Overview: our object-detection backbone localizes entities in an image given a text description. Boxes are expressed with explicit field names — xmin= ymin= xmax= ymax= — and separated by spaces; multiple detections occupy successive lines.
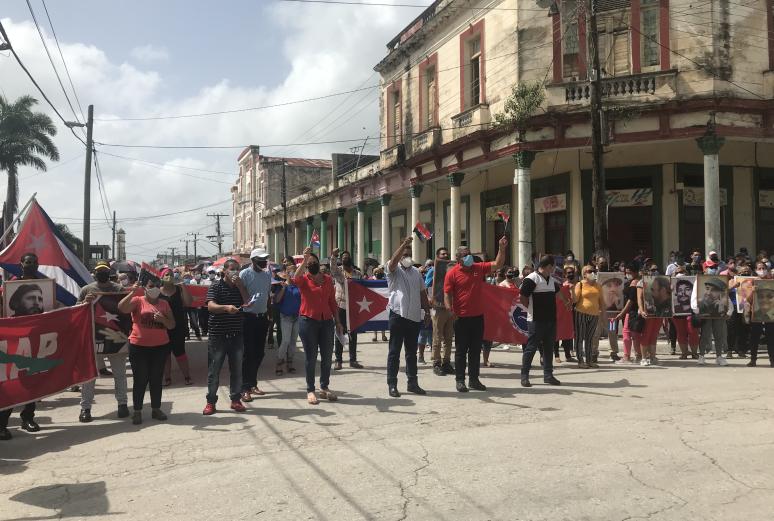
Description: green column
xmin=320 ymin=211 xmax=329 ymax=257
xmin=306 ymin=216 xmax=314 ymax=247
xmin=337 ymin=207 xmax=346 ymax=250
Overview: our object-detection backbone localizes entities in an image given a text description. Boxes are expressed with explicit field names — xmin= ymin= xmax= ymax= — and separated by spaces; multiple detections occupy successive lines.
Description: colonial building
xmin=232 ymin=146 xmax=331 ymax=254
xmin=263 ymin=0 xmax=774 ymax=267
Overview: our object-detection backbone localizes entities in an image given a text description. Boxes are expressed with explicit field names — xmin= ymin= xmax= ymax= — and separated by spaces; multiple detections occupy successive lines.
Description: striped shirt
xmin=206 ymin=280 xmax=244 ymax=336
xmin=519 ymin=271 xmax=560 ymax=322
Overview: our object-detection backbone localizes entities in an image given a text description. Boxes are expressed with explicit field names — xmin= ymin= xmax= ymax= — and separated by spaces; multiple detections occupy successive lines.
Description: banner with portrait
xmin=696 ymin=275 xmax=730 ymax=318
xmin=2 ymin=278 xmax=56 ymax=318
xmin=642 ymin=275 xmax=673 ymax=317
xmin=735 ymin=276 xmax=756 ymax=314
xmin=93 ymin=292 xmax=132 ymax=355
xmin=671 ymin=276 xmax=695 ymax=316
xmin=751 ymin=279 xmax=774 ymax=323
xmin=598 ymin=273 xmax=625 ymax=312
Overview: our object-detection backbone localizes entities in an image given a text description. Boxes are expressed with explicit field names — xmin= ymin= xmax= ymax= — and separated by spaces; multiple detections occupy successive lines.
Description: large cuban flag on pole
xmin=346 ymin=279 xmax=389 ymax=333
xmin=0 ymin=199 xmax=91 ymax=306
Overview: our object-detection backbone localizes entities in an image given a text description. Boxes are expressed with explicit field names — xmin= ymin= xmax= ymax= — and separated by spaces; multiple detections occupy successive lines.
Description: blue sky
xmin=1 ymin=0 xmax=428 ymax=260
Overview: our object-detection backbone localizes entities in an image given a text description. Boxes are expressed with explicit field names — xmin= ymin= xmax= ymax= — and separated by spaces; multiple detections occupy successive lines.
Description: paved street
xmin=2 ymin=339 xmax=774 ymax=521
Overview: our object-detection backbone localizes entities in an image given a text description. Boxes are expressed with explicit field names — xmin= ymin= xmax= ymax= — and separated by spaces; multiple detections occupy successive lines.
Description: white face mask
xmin=145 ymin=287 xmax=161 ymax=299
xmin=400 ymin=257 xmax=414 ymax=268
xmin=757 ymin=270 xmax=767 ymax=277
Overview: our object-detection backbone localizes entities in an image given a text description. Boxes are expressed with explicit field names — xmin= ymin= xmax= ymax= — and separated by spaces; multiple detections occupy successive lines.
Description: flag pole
xmin=0 ymin=192 xmax=37 ymax=248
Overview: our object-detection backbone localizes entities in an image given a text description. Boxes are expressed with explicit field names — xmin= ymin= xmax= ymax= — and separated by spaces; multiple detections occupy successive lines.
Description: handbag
xmin=629 ymin=311 xmax=645 ymax=333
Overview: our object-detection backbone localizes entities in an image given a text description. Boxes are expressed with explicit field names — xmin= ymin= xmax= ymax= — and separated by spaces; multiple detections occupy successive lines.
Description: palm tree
xmin=0 ymin=95 xmax=59 ymax=238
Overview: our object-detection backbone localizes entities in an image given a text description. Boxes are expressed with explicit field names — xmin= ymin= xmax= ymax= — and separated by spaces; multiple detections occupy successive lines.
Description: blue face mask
xmin=462 ymin=255 xmax=474 ymax=267
xmin=706 ymin=268 xmax=718 ymax=275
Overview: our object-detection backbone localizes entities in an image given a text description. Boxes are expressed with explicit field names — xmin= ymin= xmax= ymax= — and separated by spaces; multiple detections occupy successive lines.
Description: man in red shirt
xmin=443 ymin=236 xmax=508 ymax=392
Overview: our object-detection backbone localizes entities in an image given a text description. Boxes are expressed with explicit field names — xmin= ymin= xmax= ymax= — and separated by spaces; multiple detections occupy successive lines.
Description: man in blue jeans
xmin=519 ymin=255 xmax=572 ymax=387
xmin=203 ymin=258 xmax=249 ymax=415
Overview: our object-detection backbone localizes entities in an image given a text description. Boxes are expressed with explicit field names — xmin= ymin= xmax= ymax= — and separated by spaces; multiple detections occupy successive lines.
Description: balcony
xmin=546 ymin=70 xmax=678 ymax=107
xmin=451 ymin=103 xmax=490 ymax=141
xmin=411 ymin=126 xmax=442 ymax=156
xmin=380 ymin=143 xmax=405 ymax=170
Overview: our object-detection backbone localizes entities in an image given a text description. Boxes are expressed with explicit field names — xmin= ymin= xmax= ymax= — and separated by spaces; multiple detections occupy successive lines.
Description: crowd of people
xmin=2 ymin=242 xmax=772 ymax=440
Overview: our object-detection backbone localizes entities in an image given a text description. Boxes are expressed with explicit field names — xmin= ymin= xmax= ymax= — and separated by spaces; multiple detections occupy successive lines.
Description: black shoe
xmin=132 ymin=411 xmax=142 ymax=425
xmin=151 ymin=409 xmax=167 ymax=421
xmin=21 ymin=419 xmax=40 ymax=432
xmin=333 ymin=361 xmax=343 ymax=370
xmin=99 ymin=368 xmax=113 ymax=377
xmin=0 ymin=428 xmax=11 ymax=441
xmin=747 ymin=361 xmax=756 ymax=367
xmin=407 ymin=383 xmax=426 ymax=395
xmin=433 ymin=365 xmax=445 ymax=376
xmin=566 ymin=356 xmax=577 ymax=363
xmin=349 ymin=361 xmax=364 ymax=369
xmin=670 ymin=349 xmax=677 ymax=356
xmin=388 ymin=387 xmax=401 ymax=398
xmin=544 ymin=376 xmax=561 ymax=386
xmin=79 ymin=409 xmax=92 ymax=423
xmin=117 ymin=404 xmax=130 ymax=418
xmin=468 ymin=380 xmax=487 ymax=391
xmin=520 ymin=378 xmax=532 ymax=388
xmin=455 ymin=381 xmax=469 ymax=393
xmin=441 ymin=362 xmax=455 ymax=375
xmin=610 ymin=353 xmax=620 ymax=361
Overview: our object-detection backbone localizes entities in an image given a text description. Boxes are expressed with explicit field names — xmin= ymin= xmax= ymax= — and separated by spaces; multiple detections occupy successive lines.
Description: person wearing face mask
xmin=181 ymin=272 xmax=202 ymax=342
xmin=272 ymin=265 xmax=301 ymax=375
xmin=428 ymin=247 xmax=456 ymax=374
xmin=118 ymin=274 xmax=176 ymax=425
xmin=295 ymin=248 xmax=344 ymax=405
xmin=202 ymin=259 xmax=249 ymax=415
xmin=745 ymin=262 xmax=774 ymax=366
xmin=573 ymin=266 xmax=605 ymax=368
xmin=499 ymin=268 xmax=519 ymax=289
xmin=383 ymin=237 xmax=432 ymax=397
xmin=554 ymin=266 xmax=577 ymax=363
xmin=76 ymin=261 xmax=130 ymax=423
xmin=444 ymin=237 xmax=508 ymax=392
xmin=687 ymin=250 xmax=704 ymax=276
xmin=594 ymin=257 xmax=621 ymax=362
xmin=329 ymin=249 xmax=364 ymax=370
xmin=158 ymin=268 xmax=194 ymax=386
xmin=237 ymin=249 xmax=273 ymax=402
xmin=690 ymin=260 xmax=733 ymax=366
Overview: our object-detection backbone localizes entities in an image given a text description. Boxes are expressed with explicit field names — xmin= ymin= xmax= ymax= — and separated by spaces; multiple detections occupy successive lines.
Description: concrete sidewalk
xmin=1 ymin=338 xmax=773 ymax=521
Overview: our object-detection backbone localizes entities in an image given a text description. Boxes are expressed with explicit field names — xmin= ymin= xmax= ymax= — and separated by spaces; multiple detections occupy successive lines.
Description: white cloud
xmin=129 ymin=44 xmax=169 ymax=63
xmin=0 ymin=4 xmax=416 ymax=261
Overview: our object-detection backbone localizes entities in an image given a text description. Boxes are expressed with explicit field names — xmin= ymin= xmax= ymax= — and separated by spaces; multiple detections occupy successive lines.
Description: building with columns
xmin=262 ymin=0 xmax=774 ymax=266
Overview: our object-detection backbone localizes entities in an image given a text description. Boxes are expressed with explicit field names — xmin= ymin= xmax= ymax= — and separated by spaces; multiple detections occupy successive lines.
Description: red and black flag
xmin=413 ymin=222 xmax=433 ymax=242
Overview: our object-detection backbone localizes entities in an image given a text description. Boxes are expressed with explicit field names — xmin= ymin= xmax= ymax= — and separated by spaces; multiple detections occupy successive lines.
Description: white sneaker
xmin=717 ymin=356 xmax=728 ymax=366
xmin=615 ymin=358 xmax=630 ymax=365
xmin=640 ymin=359 xmax=649 ymax=366
xmin=698 ymin=355 xmax=706 ymax=365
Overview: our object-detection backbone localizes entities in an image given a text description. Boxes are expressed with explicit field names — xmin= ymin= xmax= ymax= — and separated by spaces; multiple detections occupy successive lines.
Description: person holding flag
xmin=444 ymin=237 xmax=508 ymax=392
xmin=329 ymin=248 xmax=364 ymax=370
xmin=384 ymin=236 xmax=431 ymax=397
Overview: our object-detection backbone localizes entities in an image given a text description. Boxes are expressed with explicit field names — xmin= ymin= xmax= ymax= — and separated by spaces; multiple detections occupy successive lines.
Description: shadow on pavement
xmin=7 ymin=481 xmax=115 ymax=520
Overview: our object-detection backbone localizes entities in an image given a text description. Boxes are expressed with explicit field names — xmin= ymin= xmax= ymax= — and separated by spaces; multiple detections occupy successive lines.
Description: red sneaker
xmin=202 ymin=403 xmax=216 ymax=415
xmin=230 ymin=400 xmax=246 ymax=413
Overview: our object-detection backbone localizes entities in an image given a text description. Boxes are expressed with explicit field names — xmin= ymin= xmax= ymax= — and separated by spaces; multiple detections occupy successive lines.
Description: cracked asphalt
xmin=2 ymin=339 xmax=774 ymax=521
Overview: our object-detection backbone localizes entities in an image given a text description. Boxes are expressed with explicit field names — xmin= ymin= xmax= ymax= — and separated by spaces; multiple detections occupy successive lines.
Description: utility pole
xmin=80 ymin=105 xmax=94 ymax=267
xmin=168 ymin=247 xmax=176 ymax=267
xmin=111 ymin=210 xmax=116 ymax=261
xmin=182 ymin=239 xmax=189 ymax=264
xmin=588 ymin=0 xmax=609 ymax=259
xmin=281 ymin=159 xmax=289 ymax=258
xmin=188 ymin=232 xmax=200 ymax=263
xmin=207 ymin=213 xmax=228 ymax=255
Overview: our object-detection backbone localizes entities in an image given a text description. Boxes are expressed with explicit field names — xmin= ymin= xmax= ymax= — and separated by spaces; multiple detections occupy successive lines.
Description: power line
xmin=41 ymin=0 xmax=86 ymax=121
xmin=52 ymin=198 xmax=232 ymax=224
xmin=276 ymin=0 xmax=546 ymax=11
xmin=95 ymin=149 xmax=236 ymax=184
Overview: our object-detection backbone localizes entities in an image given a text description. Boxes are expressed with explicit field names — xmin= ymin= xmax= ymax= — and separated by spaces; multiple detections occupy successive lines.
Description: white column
xmin=514 ymin=151 xmax=536 ymax=270
xmin=448 ymin=173 xmax=464 ymax=254
xmin=511 ymin=182 xmax=519 ymax=265
xmin=697 ymin=134 xmax=725 ymax=255
xmin=380 ymin=194 xmax=392 ymax=264
xmin=273 ymin=227 xmax=280 ymax=260
xmin=409 ymin=184 xmax=423 ymax=260
xmin=294 ymin=221 xmax=302 ymax=255
xmin=356 ymin=201 xmax=366 ymax=269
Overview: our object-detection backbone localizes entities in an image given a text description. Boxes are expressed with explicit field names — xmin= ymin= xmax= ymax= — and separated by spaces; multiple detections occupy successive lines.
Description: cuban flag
xmin=0 ymin=200 xmax=91 ymax=306
xmin=310 ymin=229 xmax=321 ymax=248
xmin=346 ymin=279 xmax=389 ymax=333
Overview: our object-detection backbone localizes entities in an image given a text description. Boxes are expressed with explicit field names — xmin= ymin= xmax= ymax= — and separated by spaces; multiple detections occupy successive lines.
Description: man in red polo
xmin=443 ymin=236 xmax=507 ymax=392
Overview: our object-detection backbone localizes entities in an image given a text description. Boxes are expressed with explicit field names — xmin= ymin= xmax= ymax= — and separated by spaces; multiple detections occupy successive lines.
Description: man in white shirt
xmin=384 ymin=236 xmax=430 ymax=397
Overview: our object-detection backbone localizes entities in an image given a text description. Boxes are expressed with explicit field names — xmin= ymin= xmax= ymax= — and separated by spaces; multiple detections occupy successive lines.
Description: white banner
xmin=606 ymin=188 xmax=653 ymax=207
xmin=683 ymin=187 xmax=728 ymax=207
xmin=534 ymin=194 xmax=566 ymax=214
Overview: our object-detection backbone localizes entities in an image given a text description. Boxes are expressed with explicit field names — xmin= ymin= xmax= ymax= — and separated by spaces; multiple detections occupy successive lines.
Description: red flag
xmin=413 ymin=222 xmax=433 ymax=242
xmin=187 ymin=284 xmax=209 ymax=308
xmin=497 ymin=211 xmax=510 ymax=225
xmin=310 ymin=229 xmax=321 ymax=248
xmin=481 ymin=283 xmax=573 ymax=343
xmin=346 ymin=279 xmax=389 ymax=332
xmin=0 ymin=305 xmax=98 ymax=410
xmin=141 ymin=262 xmax=160 ymax=277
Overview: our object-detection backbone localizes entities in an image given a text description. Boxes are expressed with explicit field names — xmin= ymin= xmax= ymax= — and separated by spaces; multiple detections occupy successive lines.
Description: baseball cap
xmin=94 ymin=260 xmax=111 ymax=271
xmin=703 ymin=260 xmax=718 ymax=269
xmin=159 ymin=267 xmax=173 ymax=278
xmin=250 ymin=248 xmax=269 ymax=260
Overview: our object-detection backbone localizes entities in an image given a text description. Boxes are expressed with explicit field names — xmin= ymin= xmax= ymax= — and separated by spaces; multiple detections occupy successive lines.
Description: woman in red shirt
xmin=295 ymin=248 xmax=344 ymax=405
xmin=118 ymin=276 xmax=176 ymax=424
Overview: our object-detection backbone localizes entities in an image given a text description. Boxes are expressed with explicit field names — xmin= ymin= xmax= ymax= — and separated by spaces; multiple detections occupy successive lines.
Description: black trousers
xmin=0 ymin=403 xmax=36 ymax=429
xmin=386 ymin=311 xmax=421 ymax=387
xmin=335 ymin=307 xmax=358 ymax=362
xmin=129 ymin=344 xmax=169 ymax=410
xmin=242 ymin=313 xmax=269 ymax=391
xmin=198 ymin=308 xmax=210 ymax=335
xmin=454 ymin=315 xmax=484 ymax=383
xmin=749 ymin=323 xmax=774 ymax=364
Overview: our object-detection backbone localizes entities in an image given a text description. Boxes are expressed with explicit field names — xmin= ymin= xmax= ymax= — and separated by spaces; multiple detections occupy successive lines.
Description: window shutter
xmin=597 ymin=0 xmax=630 ymax=12
xmin=613 ymin=31 xmax=630 ymax=75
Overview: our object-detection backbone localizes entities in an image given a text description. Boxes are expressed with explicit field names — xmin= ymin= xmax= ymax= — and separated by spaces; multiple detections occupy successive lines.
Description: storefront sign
xmin=683 ymin=187 xmax=727 ymax=206
xmin=485 ymin=204 xmax=510 ymax=221
xmin=534 ymin=194 xmax=566 ymax=214
xmin=606 ymin=188 xmax=653 ymax=207
xmin=759 ymin=191 xmax=774 ymax=208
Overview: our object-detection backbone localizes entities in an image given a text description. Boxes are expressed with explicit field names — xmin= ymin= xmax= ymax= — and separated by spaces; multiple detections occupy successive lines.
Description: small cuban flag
xmin=310 ymin=229 xmax=321 ymax=248
xmin=497 ymin=211 xmax=511 ymax=233
xmin=413 ymin=222 xmax=433 ymax=242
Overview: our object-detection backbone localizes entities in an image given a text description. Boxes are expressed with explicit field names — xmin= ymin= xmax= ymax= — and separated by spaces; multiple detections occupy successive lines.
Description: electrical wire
xmin=275 ymin=0 xmax=547 ymax=11
xmin=41 ymin=0 xmax=86 ymax=121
